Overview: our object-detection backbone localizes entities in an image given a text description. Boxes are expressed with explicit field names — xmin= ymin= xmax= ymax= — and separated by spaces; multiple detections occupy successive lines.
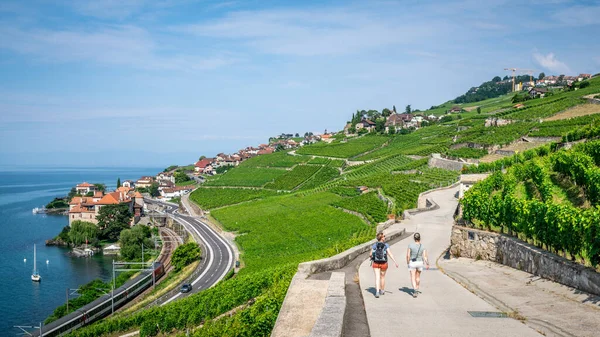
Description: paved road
xmin=359 ymin=187 xmax=541 ymax=337
xmin=144 ymin=199 xmax=234 ymax=304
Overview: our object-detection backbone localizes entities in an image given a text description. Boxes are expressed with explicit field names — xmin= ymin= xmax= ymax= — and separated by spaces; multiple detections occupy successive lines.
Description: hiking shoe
xmin=380 ymin=290 xmax=385 ymax=296
xmin=375 ymin=292 xmax=379 ymax=298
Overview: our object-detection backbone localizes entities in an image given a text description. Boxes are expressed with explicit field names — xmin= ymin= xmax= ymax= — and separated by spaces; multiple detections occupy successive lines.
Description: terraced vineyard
xmin=332 ymin=192 xmax=389 ymax=224
xmin=264 ymin=165 xmax=321 ymax=190
xmin=203 ymin=167 xmax=287 ymax=187
xmin=296 ymin=135 xmax=389 ymax=158
xmin=190 ymin=188 xmax=280 ymax=209
xmin=241 ymin=151 xmax=310 ymax=168
xmin=297 ymin=166 xmax=340 ymax=191
xmin=342 ymin=154 xmax=414 ymax=180
xmin=354 ymin=126 xmax=455 ymax=160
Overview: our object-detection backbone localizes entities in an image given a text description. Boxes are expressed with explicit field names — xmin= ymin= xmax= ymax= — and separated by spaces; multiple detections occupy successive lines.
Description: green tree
xmin=405 ymin=105 xmax=411 ymax=114
xmin=375 ymin=119 xmax=385 ymax=133
xmin=393 ymin=105 xmax=396 ymax=113
xmin=538 ymin=72 xmax=545 ymax=80
xmin=174 ymin=171 xmax=191 ymax=184
xmin=198 ymin=155 xmax=206 ymax=161
xmin=149 ymin=182 xmax=160 ymax=197
xmin=94 ymin=183 xmax=106 ymax=192
xmin=171 ymin=242 xmax=201 ymax=272
xmin=68 ymin=221 xmax=99 ymax=246
xmin=117 ymin=177 xmax=121 ymax=188
xmin=388 ymin=127 xmax=396 ymax=135
xmin=97 ymin=203 xmax=132 ymax=241
xmin=477 ymin=107 xmax=481 ymax=114
xmin=382 ymin=108 xmax=391 ymax=117
xmin=119 ymin=225 xmax=153 ymax=261
xmin=492 ymin=76 xmax=502 ymax=82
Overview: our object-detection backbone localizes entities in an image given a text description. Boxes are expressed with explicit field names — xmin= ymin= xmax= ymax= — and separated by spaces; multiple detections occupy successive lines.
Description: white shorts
xmin=408 ymin=260 xmax=424 ymax=271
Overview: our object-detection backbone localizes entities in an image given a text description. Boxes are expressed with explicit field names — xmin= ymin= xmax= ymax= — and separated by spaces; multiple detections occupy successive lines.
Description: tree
xmin=67 ymin=187 xmax=78 ymax=201
xmin=388 ymin=127 xmax=396 ymax=135
xmin=149 ymin=182 xmax=160 ymax=197
xmin=538 ymin=72 xmax=545 ymax=80
xmin=94 ymin=183 xmax=106 ymax=192
xmin=119 ymin=225 xmax=153 ymax=261
xmin=117 ymin=178 xmax=121 ymax=188
xmin=492 ymin=76 xmax=502 ymax=82
xmin=375 ymin=119 xmax=385 ymax=133
xmin=68 ymin=221 xmax=100 ymax=246
xmin=198 ymin=155 xmax=206 ymax=161
xmin=97 ymin=203 xmax=132 ymax=241
xmin=503 ymin=76 xmax=509 ymax=81
xmin=174 ymin=171 xmax=191 ymax=184
xmin=405 ymin=105 xmax=411 ymax=114
xmin=393 ymin=105 xmax=396 ymax=113
xmin=382 ymin=108 xmax=391 ymax=117
xmin=171 ymin=242 xmax=201 ymax=272
xmin=295 ymin=133 xmax=299 ymax=137
xmin=477 ymin=107 xmax=481 ymax=114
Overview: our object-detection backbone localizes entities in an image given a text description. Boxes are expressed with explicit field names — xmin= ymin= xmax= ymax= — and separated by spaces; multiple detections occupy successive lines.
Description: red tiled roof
xmin=195 ymin=158 xmax=213 ymax=169
xmin=76 ymin=182 xmax=94 ymax=187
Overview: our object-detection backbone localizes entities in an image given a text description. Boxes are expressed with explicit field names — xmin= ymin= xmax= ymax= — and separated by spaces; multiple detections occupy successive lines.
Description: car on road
xmin=180 ymin=283 xmax=192 ymax=293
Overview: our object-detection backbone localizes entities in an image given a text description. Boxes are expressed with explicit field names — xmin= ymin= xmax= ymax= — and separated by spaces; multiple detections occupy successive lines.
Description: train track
xmin=156 ymin=227 xmax=182 ymax=272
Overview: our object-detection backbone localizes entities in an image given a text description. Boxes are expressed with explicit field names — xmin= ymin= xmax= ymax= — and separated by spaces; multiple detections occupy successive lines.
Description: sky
xmin=0 ymin=0 xmax=599 ymax=168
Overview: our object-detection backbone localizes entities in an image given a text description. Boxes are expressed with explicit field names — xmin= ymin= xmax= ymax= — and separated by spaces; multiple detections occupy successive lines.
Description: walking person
xmin=406 ymin=232 xmax=429 ymax=298
xmin=371 ymin=232 xmax=399 ymax=298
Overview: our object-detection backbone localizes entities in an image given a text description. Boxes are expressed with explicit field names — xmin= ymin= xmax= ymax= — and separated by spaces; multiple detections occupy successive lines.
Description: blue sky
xmin=1 ymin=0 xmax=599 ymax=168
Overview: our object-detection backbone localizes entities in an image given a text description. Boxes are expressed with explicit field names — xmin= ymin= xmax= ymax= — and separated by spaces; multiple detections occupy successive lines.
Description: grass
xmin=240 ymin=151 xmax=310 ymax=168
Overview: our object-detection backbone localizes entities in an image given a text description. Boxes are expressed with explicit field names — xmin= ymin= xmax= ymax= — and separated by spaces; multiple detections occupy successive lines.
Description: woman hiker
xmin=371 ymin=232 xmax=399 ymax=298
xmin=406 ymin=232 xmax=429 ymax=298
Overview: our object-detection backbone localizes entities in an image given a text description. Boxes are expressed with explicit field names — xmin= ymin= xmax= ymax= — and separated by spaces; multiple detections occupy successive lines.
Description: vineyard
xmin=189 ymin=188 xmax=280 ymax=209
xmin=296 ymin=135 xmax=389 ymax=158
xmin=461 ymin=140 xmax=600 ymax=268
xmin=241 ymin=151 xmax=310 ymax=168
xmin=297 ymin=166 xmax=340 ymax=191
xmin=264 ymin=165 xmax=321 ymax=190
xmin=332 ymin=192 xmax=389 ymax=224
xmin=203 ymin=167 xmax=287 ymax=187
xmin=73 ymin=75 xmax=600 ymax=337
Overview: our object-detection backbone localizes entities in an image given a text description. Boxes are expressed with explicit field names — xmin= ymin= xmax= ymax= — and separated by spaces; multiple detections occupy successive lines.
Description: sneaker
xmin=375 ymin=292 xmax=380 ymax=298
xmin=413 ymin=290 xmax=418 ymax=298
xmin=380 ymin=290 xmax=385 ymax=296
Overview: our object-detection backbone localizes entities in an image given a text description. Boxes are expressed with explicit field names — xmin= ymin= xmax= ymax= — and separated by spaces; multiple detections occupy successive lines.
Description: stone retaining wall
xmin=428 ymin=156 xmax=476 ymax=171
xmin=450 ymin=225 xmax=600 ymax=296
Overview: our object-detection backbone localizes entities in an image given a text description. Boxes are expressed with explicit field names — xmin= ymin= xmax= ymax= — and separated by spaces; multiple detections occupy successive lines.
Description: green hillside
xmin=69 ymin=76 xmax=600 ymax=337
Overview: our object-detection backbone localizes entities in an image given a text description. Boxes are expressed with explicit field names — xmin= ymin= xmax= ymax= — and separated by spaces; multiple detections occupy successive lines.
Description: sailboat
xmin=31 ymin=244 xmax=41 ymax=282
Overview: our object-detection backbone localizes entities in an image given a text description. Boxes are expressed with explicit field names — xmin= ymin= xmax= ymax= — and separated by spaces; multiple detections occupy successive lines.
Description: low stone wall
xmin=428 ymin=156 xmax=475 ymax=171
xmin=450 ymin=225 xmax=600 ymax=296
xmin=309 ymin=272 xmax=346 ymax=337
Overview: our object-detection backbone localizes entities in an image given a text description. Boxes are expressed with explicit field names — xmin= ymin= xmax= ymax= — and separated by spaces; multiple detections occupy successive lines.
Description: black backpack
xmin=372 ymin=242 xmax=387 ymax=263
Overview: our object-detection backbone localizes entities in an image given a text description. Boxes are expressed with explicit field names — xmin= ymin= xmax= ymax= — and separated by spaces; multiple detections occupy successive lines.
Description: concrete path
xmin=359 ymin=186 xmax=541 ymax=336
xmin=441 ymin=258 xmax=600 ymax=337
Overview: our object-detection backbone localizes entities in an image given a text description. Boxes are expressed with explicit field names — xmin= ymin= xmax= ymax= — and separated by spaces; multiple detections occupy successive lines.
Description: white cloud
xmin=551 ymin=5 xmax=600 ymax=26
xmin=171 ymin=8 xmax=441 ymax=56
xmin=533 ymin=52 xmax=571 ymax=74
xmin=0 ymin=24 xmax=235 ymax=71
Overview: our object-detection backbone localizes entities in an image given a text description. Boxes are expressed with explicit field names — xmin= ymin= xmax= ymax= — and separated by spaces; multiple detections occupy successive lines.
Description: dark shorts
xmin=372 ymin=262 xmax=388 ymax=271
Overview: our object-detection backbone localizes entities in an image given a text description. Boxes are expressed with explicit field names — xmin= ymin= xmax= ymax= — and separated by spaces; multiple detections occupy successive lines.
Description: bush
xmin=171 ymin=242 xmax=201 ymax=272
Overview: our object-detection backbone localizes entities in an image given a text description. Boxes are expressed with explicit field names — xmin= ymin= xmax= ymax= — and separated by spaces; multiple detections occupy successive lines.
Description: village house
xmin=156 ymin=171 xmax=175 ymax=184
xmin=579 ymin=74 xmax=592 ymax=81
xmin=385 ymin=113 xmax=404 ymax=132
xmin=194 ymin=158 xmax=214 ymax=173
xmin=448 ymin=106 xmax=463 ymax=113
xmin=160 ymin=185 xmax=194 ymax=200
xmin=320 ymin=134 xmax=334 ymax=143
xmin=529 ymin=87 xmax=549 ymax=99
xmin=122 ymin=180 xmax=135 ymax=188
xmin=75 ymin=182 xmax=97 ymax=195
xmin=355 ymin=118 xmax=376 ymax=132
xmin=135 ymin=176 xmax=154 ymax=189
xmin=68 ymin=189 xmax=144 ymax=226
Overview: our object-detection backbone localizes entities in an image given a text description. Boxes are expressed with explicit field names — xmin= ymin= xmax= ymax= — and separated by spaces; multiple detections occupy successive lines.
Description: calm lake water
xmin=0 ymin=167 xmax=160 ymax=335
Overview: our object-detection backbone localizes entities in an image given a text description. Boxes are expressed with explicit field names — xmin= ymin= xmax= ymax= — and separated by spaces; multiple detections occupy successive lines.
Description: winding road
xmin=144 ymin=199 xmax=234 ymax=305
